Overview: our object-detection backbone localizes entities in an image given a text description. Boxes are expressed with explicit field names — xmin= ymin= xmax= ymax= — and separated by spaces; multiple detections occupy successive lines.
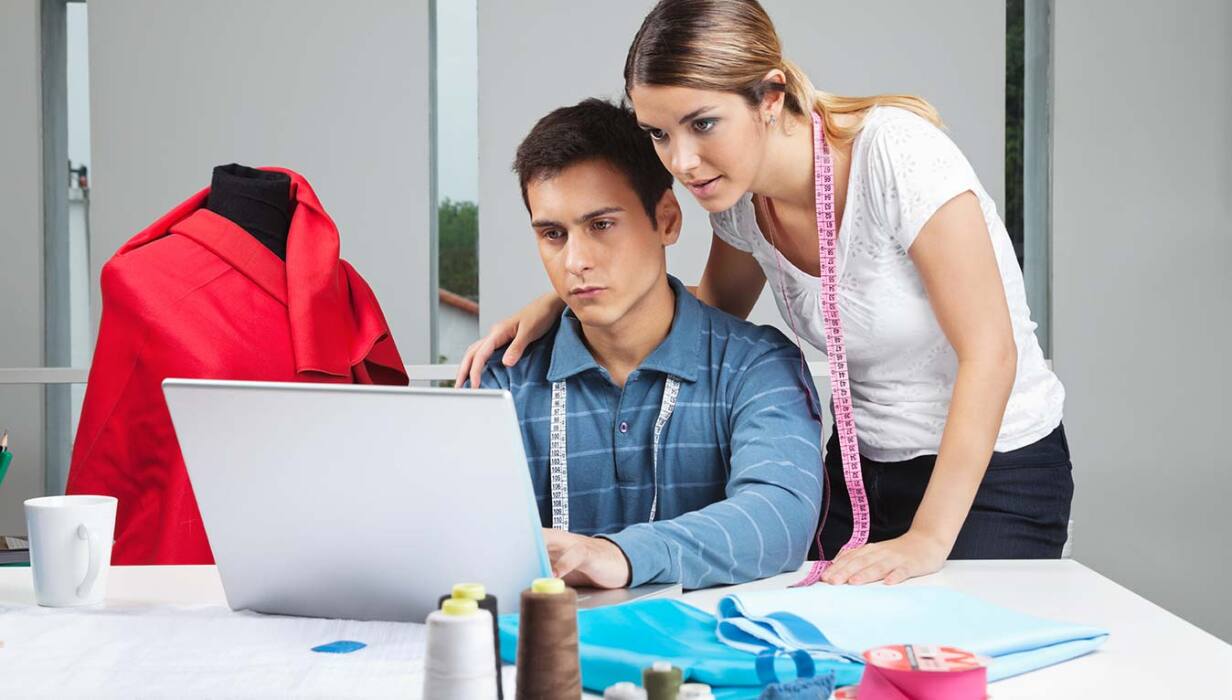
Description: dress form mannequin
xmin=67 ymin=166 xmax=410 ymax=564
xmin=205 ymin=163 xmax=293 ymax=260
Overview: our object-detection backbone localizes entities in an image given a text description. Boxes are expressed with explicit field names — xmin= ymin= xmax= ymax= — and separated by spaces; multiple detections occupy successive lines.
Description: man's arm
xmin=542 ymin=527 xmax=631 ymax=588
xmin=602 ymin=342 xmax=824 ymax=588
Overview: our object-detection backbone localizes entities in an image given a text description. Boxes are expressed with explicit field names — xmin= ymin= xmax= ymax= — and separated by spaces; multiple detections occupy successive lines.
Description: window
xmin=1006 ymin=0 xmax=1053 ymax=354
xmin=431 ymin=0 xmax=480 ymax=364
xmin=0 ymin=0 xmax=92 ymax=526
xmin=1006 ymin=0 xmax=1025 ymax=268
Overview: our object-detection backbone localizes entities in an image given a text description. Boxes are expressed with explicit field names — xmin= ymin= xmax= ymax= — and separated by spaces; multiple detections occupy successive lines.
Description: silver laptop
xmin=163 ymin=378 xmax=552 ymax=622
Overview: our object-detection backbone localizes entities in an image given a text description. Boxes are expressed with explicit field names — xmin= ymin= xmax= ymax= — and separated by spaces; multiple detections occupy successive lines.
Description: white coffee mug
xmin=24 ymin=495 xmax=117 ymax=607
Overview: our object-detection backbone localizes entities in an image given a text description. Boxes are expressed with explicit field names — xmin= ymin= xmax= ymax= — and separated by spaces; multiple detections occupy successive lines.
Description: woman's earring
xmin=768 ymin=114 xmax=777 ymax=127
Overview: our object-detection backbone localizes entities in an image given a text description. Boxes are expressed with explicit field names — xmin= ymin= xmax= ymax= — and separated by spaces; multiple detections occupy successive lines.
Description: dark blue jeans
xmin=816 ymin=424 xmax=1074 ymax=559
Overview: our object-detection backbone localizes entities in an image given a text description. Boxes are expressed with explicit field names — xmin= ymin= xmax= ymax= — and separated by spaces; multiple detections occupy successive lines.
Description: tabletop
xmin=1 ymin=559 xmax=1228 ymax=698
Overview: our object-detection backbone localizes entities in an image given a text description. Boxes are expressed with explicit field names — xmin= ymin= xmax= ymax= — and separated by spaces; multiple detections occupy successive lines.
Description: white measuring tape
xmin=548 ymin=376 xmax=682 ymax=531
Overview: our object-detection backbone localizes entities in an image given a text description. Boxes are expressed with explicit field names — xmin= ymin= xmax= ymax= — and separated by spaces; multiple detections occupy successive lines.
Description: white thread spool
xmin=422 ymin=597 xmax=498 ymax=700
xmin=677 ymin=683 xmax=714 ymax=700
xmin=603 ymin=681 xmax=648 ymax=699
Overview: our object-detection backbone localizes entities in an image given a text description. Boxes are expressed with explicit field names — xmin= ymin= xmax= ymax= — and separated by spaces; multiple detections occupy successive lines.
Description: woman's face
xmin=629 ymin=84 xmax=768 ymax=213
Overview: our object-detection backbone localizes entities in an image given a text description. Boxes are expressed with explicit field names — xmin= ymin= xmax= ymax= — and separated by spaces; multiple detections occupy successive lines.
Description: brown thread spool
xmin=515 ymin=577 xmax=581 ymax=699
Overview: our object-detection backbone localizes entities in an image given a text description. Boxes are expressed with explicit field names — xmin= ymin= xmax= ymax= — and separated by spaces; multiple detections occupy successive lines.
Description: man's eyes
xmin=541 ymin=220 xmax=614 ymax=239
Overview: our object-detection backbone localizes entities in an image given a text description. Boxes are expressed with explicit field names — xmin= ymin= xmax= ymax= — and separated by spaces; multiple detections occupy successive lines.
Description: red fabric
xmin=66 ymin=169 xmax=409 ymax=564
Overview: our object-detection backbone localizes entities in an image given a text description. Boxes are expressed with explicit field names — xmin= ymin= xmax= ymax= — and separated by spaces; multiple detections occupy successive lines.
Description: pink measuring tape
xmin=761 ymin=111 xmax=871 ymax=587
xmin=844 ymin=644 xmax=989 ymax=699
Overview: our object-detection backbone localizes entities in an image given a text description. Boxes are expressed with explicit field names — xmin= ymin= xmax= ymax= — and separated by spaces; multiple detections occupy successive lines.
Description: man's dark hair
xmin=513 ymin=98 xmax=674 ymax=227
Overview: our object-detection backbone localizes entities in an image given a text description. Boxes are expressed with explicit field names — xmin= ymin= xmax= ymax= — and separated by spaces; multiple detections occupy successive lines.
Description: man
xmin=478 ymin=98 xmax=823 ymax=589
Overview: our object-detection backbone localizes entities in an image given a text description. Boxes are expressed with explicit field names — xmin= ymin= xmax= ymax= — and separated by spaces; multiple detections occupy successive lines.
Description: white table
xmin=2 ymin=560 xmax=1229 ymax=697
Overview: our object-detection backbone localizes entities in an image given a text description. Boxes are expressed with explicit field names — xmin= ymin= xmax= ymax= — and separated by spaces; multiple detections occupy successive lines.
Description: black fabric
xmin=205 ymin=164 xmax=293 ymax=260
xmin=814 ymin=424 xmax=1074 ymax=560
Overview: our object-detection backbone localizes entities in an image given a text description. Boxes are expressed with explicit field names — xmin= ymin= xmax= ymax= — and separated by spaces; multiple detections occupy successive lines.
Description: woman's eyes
xmin=646 ymin=119 xmax=717 ymax=142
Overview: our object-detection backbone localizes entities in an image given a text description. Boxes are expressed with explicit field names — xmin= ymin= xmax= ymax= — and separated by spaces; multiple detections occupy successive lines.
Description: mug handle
xmin=76 ymin=523 xmax=101 ymax=599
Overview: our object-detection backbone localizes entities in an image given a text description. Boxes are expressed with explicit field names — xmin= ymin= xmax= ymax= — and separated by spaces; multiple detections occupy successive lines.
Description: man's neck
xmin=580 ymin=278 xmax=676 ymax=388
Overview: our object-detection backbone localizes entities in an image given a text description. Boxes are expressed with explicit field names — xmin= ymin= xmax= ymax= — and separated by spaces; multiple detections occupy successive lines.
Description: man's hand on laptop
xmin=542 ymin=529 xmax=631 ymax=589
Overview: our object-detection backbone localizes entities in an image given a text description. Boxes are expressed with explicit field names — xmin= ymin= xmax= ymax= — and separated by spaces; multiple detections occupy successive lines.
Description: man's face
xmin=526 ymin=158 xmax=679 ymax=330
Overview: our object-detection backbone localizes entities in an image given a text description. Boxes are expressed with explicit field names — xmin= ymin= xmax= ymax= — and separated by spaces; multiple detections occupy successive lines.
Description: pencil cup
xmin=423 ymin=598 xmax=498 ymax=700
xmin=24 ymin=495 xmax=117 ymax=607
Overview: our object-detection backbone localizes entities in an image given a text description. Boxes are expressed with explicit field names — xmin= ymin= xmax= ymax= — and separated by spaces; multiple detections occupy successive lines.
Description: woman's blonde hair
xmin=624 ymin=0 xmax=943 ymax=144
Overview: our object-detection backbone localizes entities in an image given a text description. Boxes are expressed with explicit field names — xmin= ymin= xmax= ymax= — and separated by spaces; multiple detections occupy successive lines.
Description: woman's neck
xmin=751 ymin=110 xmax=855 ymax=215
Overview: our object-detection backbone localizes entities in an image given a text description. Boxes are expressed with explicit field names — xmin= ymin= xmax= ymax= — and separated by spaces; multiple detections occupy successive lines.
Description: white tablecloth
xmin=0 ymin=602 xmax=426 ymax=699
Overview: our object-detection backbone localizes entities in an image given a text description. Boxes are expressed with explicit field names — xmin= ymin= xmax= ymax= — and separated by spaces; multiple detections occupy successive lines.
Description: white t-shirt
xmin=709 ymin=106 xmax=1064 ymax=461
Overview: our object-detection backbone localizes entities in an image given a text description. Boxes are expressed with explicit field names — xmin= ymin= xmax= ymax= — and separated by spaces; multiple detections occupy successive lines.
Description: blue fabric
xmin=500 ymin=600 xmax=795 ymax=699
xmin=754 ymin=649 xmax=816 ymax=685
xmin=310 ymin=640 xmax=367 ymax=654
xmin=715 ymin=586 xmax=1109 ymax=682
xmin=497 ymin=588 xmax=1106 ymax=698
xmin=479 ymin=276 xmax=824 ymax=589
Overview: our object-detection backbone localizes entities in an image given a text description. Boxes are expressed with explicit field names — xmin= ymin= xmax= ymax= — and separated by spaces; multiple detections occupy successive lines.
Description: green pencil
xmin=0 ymin=431 xmax=11 ymax=490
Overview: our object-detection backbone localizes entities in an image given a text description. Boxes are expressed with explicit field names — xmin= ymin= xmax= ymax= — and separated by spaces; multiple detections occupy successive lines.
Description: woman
xmin=459 ymin=0 xmax=1071 ymax=586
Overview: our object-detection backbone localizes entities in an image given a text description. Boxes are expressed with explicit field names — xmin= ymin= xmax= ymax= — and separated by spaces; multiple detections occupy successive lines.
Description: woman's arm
xmin=694 ymin=234 xmax=767 ymax=318
xmin=822 ymin=191 xmax=1017 ymax=585
xmin=454 ymin=291 xmax=566 ymax=388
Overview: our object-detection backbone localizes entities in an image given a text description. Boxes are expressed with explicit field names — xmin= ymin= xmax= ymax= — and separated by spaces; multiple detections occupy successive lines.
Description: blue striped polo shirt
xmin=480 ymin=276 xmax=824 ymax=588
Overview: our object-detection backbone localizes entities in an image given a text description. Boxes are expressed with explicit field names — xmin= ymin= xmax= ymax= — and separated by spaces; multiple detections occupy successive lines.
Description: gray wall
xmin=477 ymin=0 xmax=1005 ymax=349
xmin=0 ymin=0 xmax=48 ymax=535
xmin=1054 ymin=0 xmax=1232 ymax=641
xmin=10 ymin=0 xmax=1228 ymax=644
xmin=87 ymin=0 xmax=433 ymax=363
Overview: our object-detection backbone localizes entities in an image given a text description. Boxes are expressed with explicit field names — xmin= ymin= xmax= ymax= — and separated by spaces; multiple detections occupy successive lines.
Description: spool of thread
xmin=439 ymin=582 xmax=503 ymax=699
xmin=422 ymin=598 xmax=498 ymax=700
xmin=515 ymin=577 xmax=581 ymax=699
xmin=856 ymin=644 xmax=987 ymax=700
xmin=677 ymin=682 xmax=714 ymax=700
xmin=602 ymin=681 xmax=648 ymax=700
xmin=641 ymin=661 xmax=683 ymax=700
